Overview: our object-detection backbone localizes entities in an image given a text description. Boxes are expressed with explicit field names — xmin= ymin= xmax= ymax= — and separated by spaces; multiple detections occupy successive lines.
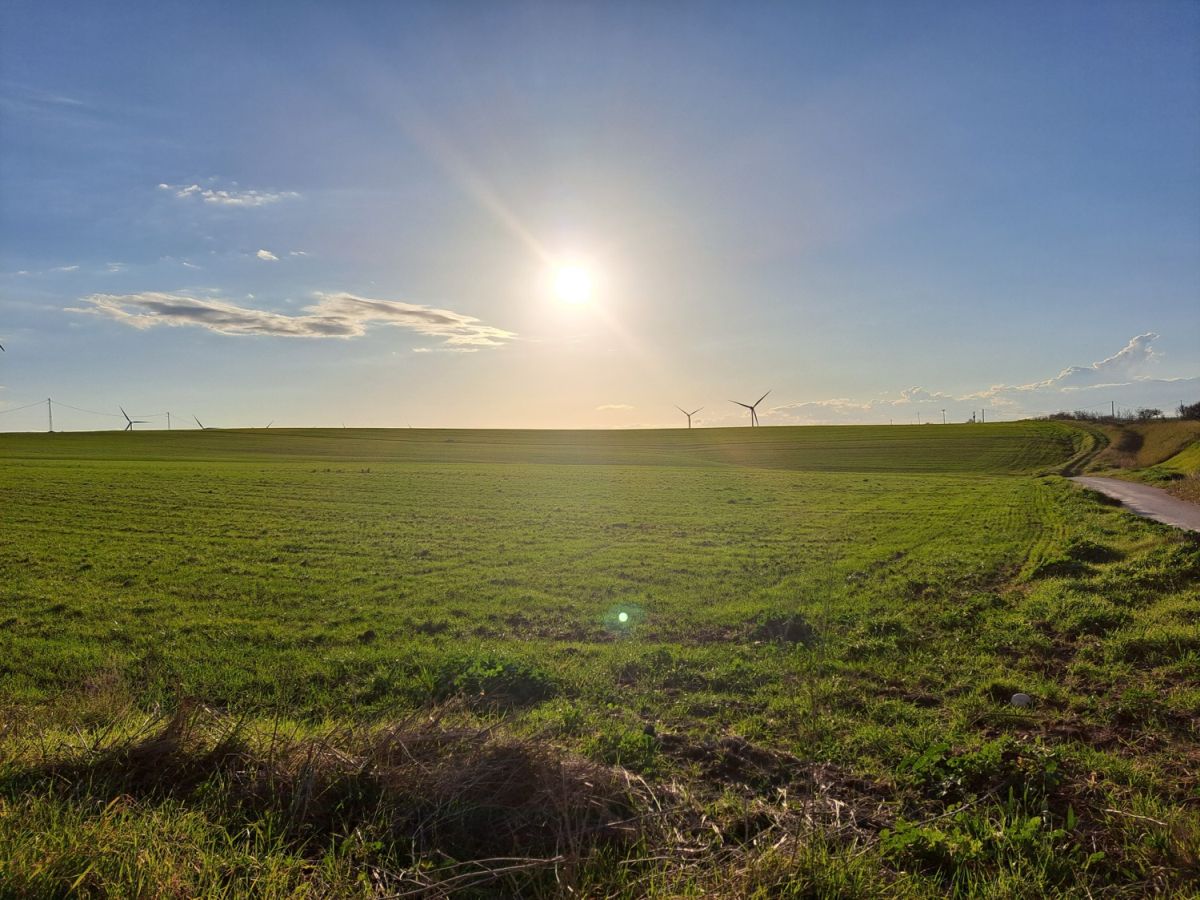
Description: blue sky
xmin=1 ymin=0 xmax=1197 ymax=430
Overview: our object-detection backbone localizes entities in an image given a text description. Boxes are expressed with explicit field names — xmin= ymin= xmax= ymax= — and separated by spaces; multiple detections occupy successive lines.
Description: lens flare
xmin=605 ymin=604 xmax=643 ymax=633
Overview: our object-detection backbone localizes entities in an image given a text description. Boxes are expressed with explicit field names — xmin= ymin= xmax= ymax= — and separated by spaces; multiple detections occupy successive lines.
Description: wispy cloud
xmin=69 ymin=291 xmax=516 ymax=349
xmin=596 ymin=403 xmax=634 ymax=411
xmin=768 ymin=393 xmax=950 ymax=425
xmin=0 ymin=84 xmax=93 ymax=123
xmin=158 ymin=181 xmax=300 ymax=208
xmin=9 ymin=263 xmax=81 ymax=276
xmin=255 ymin=249 xmax=279 ymax=262
xmin=0 ymin=84 xmax=86 ymax=109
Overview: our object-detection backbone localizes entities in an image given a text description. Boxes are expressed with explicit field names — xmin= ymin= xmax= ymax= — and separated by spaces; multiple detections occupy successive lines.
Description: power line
xmin=0 ymin=400 xmax=48 ymax=415
xmin=51 ymin=401 xmax=124 ymax=418
xmin=0 ymin=399 xmax=169 ymax=426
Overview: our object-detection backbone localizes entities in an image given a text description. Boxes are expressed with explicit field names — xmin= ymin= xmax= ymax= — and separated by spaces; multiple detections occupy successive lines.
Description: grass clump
xmin=0 ymin=704 xmax=643 ymax=897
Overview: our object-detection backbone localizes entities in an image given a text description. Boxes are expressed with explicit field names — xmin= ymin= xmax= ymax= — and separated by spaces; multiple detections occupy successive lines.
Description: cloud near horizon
xmin=69 ymin=291 xmax=516 ymax=349
xmin=969 ymin=333 xmax=1162 ymax=399
xmin=768 ymin=333 xmax=1197 ymax=424
xmin=158 ymin=182 xmax=300 ymax=208
xmin=596 ymin=403 xmax=634 ymax=411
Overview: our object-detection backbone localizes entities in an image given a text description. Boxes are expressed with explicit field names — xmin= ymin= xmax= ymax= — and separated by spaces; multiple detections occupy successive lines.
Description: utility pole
xmin=942 ymin=409 xmax=946 ymax=425
xmin=1111 ymin=400 xmax=1115 ymax=418
xmin=47 ymin=398 xmax=53 ymax=433
xmin=167 ymin=411 xmax=171 ymax=430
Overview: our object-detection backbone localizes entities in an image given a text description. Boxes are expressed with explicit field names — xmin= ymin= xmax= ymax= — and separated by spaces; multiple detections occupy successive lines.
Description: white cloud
xmin=596 ymin=403 xmax=634 ymax=411
xmin=972 ymin=333 xmax=1161 ymax=397
xmin=898 ymin=387 xmax=953 ymax=403
xmin=105 ymin=262 xmax=126 ymax=273
xmin=289 ymin=250 xmax=308 ymax=257
xmin=768 ymin=334 xmax=1197 ymax=424
xmin=68 ymin=291 xmax=516 ymax=349
xmin=51 ymin=264 xmax=79 ymax=273
xmin=256 ymin=249 xmax=279 ymax=262
xmin=158 ymin=182 xmax=299 ymax=208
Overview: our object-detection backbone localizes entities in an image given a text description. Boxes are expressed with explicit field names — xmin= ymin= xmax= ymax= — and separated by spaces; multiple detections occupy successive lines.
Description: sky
xmin=1 ymin=0 xmax=1198 ymax=431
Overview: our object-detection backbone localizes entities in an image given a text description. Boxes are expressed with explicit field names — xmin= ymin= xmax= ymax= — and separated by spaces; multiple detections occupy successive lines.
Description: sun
xmin=552 ymin=264 xmax=594 ymax=304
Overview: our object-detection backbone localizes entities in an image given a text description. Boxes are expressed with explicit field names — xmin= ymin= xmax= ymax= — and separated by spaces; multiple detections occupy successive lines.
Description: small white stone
xmin=1011 ymin=693 xmax=1032 ymax=708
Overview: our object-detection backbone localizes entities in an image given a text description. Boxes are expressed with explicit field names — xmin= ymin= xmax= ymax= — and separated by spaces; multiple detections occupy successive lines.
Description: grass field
xmin=1 ymin=421 xmax=1197 ymax=897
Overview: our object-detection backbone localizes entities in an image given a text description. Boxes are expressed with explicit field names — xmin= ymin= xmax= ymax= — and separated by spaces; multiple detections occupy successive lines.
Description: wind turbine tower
xmin=120 ymin=407 xmax=149 ymax=431
xmin=730 ymin=390 xmax=771 ymax=427
xmin=675 ymin=406 xmax=702 ymax=429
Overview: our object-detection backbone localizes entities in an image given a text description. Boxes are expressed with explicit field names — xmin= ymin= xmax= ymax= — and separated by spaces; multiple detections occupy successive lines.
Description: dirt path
xmin=1072 ymin=476 xmax=1200 ymax=533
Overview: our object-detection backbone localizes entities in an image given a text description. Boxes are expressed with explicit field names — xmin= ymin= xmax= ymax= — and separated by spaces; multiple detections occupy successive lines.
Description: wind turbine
xmin=730 ymin=390 xmax=770 ymax=427
xmin=675 ymin=405 xmax=703 ymax=429
xmin=120 ymin=406 xmax=149 ymax=431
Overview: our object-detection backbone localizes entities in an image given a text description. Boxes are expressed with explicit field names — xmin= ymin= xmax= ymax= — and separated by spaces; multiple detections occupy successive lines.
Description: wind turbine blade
xmin=690 ymin=407 xmax=703 ymax=415
xmin=731 ymin=401 xmax=752 ymax=409
xmin=120 ymin=406 xmax=131 ymax=423
xmin=754 ymin=389 xmax=771 ymax=407
xmin=194 ymin=416 xmax=204 ymax=429
xmin=675 ymin=406 xmax=688 ymax=415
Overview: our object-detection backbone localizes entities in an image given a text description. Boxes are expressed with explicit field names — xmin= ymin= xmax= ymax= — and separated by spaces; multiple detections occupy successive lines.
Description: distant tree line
xmin=1041 ymin=401 xmax=1199 ymax=424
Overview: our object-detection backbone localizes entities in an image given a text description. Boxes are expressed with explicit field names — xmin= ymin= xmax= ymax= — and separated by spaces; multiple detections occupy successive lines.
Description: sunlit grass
xmin=0 ymin=423 xmax=1195 ymax=895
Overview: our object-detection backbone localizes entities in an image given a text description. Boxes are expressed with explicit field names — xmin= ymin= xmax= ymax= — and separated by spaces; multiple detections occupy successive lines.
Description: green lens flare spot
xmin=618 ymin=611 xmax=629 ymax=623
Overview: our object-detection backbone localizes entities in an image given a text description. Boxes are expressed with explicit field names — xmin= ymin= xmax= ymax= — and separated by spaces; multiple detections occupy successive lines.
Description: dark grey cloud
xmin=69 ymin=291 xmax=515 ymax=349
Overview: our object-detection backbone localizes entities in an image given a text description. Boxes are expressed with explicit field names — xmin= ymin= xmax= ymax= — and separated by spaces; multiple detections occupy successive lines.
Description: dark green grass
xmin=0 ymin=423 xmax=1196 ymax=897
xmin=0 ymin=419 xmax=1080 ymax=472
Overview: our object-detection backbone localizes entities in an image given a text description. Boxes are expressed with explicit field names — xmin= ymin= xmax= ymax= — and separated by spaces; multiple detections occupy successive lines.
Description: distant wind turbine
xmin=120 ymin=406 xmax=149 ymax=431
xmin=675 ymin=405 xmax=703 ymax=429
xmin=730 ymin=390 xmax=770 ymax=427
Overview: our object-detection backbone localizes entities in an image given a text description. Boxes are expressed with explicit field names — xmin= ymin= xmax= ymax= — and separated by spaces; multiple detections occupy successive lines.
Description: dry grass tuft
xmin=16 ymin=703 xmax=644 ymax=864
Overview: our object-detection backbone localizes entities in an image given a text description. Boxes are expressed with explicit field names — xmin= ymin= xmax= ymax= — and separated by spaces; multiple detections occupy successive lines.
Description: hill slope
xmin=0 ymin=420 xmax=1084 ymax=474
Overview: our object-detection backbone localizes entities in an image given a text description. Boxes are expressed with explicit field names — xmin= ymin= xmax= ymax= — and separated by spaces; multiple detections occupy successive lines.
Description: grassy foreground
xmin=0 ymin=422 xmax=1197 ymax=897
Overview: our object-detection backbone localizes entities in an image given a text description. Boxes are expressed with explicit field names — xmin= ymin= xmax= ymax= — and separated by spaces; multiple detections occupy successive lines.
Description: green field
xmin=1 ymin=422 xmax=1197 ymax=897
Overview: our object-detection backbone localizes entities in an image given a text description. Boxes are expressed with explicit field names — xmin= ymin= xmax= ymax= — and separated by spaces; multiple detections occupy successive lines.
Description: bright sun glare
xmin=552 ymin=264 xmax=594 ymax=304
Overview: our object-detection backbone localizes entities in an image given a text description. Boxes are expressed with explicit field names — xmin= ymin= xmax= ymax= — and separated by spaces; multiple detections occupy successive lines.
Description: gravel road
xmin=1072 ymin=476 xmax=1200 ymax=533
